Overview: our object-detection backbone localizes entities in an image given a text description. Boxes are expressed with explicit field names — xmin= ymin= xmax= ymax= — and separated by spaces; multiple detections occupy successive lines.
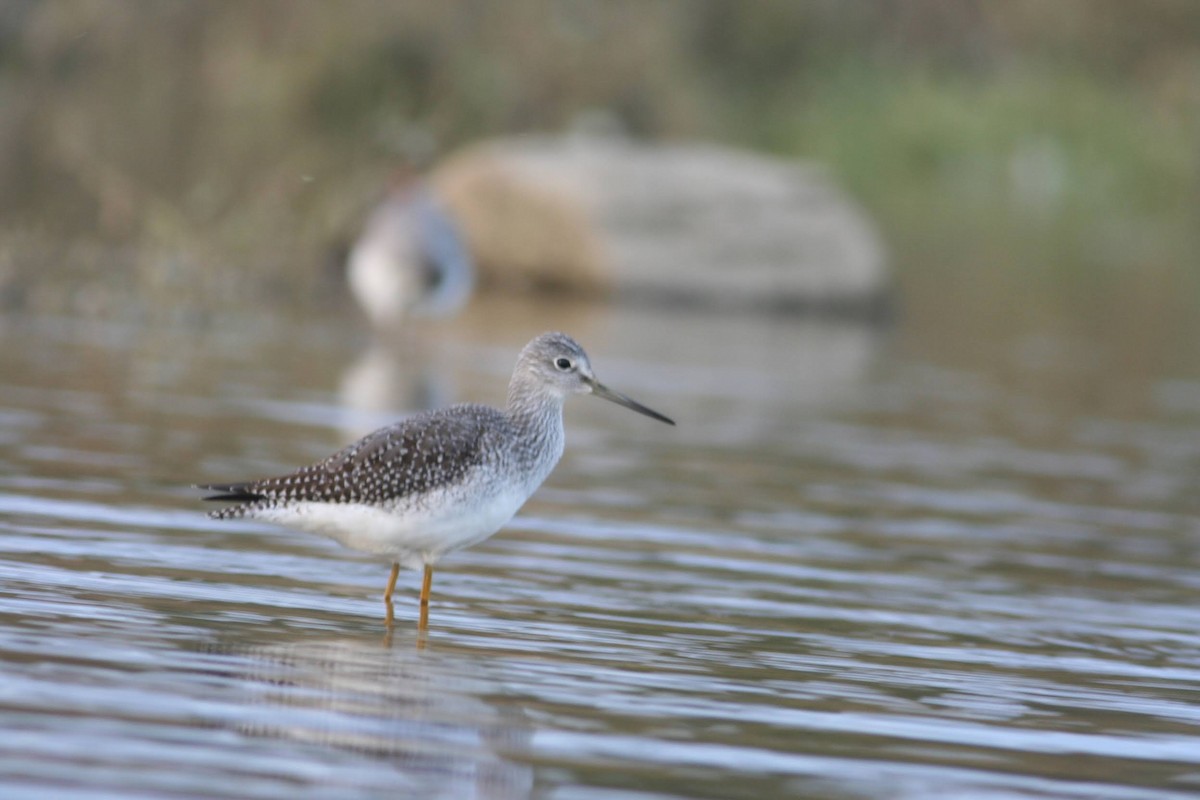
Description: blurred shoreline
xmin=0 ymin=1 xmax=1195 ymax=317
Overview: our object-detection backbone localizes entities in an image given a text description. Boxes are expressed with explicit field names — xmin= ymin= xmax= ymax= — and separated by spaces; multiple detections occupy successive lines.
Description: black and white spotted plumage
xmin=200 ymin=405 xmax=501 ymax=519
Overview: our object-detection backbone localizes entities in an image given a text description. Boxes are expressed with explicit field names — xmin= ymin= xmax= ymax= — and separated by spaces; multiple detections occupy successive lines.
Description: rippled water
xmin=2 ymin=287 xmax=1199 ymax=799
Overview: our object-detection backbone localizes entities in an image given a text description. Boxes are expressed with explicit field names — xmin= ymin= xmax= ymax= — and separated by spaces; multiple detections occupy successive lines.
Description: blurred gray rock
xmin=433 ymin=134 xmax=890 ymax=316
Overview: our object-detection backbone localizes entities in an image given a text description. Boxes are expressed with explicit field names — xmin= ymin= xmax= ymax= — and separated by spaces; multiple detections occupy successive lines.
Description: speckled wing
xmin=200 ymin=407 xmax=498 ymax=518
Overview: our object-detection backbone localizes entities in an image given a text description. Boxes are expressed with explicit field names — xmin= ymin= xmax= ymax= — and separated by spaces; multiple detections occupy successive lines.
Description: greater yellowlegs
xmin=199 ymin=332 xmax=674 ymax=629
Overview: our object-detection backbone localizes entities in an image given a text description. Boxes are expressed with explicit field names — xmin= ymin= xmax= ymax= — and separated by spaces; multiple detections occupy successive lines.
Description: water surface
xmin=1 ymin=287 xmax=1199 ymax=799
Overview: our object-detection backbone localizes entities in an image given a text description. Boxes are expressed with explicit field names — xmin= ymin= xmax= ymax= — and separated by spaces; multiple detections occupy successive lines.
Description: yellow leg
xmin=384 ymin=562 xmax=400 ymax=625
xmin=418 ymin=564 xmax=433 ymax=631
xmin=384 ymin=562 xmax=400 ymax=602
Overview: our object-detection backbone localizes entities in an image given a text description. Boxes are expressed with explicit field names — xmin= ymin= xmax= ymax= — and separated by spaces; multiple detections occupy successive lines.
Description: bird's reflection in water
xmin=224 ymin=635 xmax=533 ymax=799
xmin=339 ymin=331 xmax=458 ymax=442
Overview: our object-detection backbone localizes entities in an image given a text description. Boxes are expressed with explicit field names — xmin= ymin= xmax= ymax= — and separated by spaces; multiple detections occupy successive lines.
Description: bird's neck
xmin=506 ymin=382 xmax=564 ymax=430
xmin=505 ymin=384 xmax=567 ymax=478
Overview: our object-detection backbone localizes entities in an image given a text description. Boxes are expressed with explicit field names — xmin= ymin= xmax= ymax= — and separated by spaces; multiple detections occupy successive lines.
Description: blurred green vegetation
xmin=0 ymin=0 xmax=1197 ymax=308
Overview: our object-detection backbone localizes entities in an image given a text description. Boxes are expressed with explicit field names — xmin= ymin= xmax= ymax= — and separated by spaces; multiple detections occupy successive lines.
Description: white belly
xmin=254 ymin=483 xmax=532 ymax=570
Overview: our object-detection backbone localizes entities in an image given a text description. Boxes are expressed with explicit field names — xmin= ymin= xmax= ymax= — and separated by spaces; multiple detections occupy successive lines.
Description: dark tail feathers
xmin=196 ymin=483 xmax=264 ymax=503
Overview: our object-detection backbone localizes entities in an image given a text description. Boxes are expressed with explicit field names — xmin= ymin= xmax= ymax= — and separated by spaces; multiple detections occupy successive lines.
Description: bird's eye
xmin=554 ymin=357 xmax=574 ymax=371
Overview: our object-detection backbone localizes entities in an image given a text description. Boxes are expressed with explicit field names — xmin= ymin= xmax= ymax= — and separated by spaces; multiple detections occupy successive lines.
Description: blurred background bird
xmin=346 ymin=171 xmax=475 ymax=330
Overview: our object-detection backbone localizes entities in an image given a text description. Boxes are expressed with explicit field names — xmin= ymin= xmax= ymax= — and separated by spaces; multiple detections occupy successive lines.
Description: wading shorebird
xmin=199 ymin=332 xmax=674 ymax=630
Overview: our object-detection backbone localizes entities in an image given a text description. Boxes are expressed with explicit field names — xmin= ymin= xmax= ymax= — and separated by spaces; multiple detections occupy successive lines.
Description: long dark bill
xmin=591 ymin=381 xmax=675 ymax=425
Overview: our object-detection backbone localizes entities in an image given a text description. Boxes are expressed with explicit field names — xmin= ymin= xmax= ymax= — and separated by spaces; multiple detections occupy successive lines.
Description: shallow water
xmin=1 ymin=286 xmax=1199 ymax=799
